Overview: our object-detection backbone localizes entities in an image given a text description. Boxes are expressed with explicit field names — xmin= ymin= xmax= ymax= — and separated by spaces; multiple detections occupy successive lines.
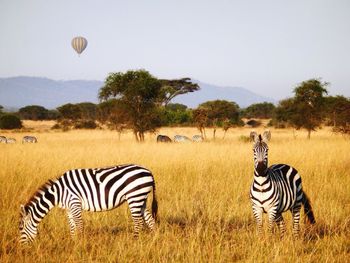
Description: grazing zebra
xmin=192 ymin=135 xmax=204 ymax=142
xmin=173 ymin=135 xmax=191 ymax=142
xmin=157 ymin=135 xmax=172 ymax=143
xmin=250 ymin=131 xmax=315 ymax=238
xmin=0 ymin=136 xmax=7 ymax=143
xmin=22 ymin=136 xmax=37 ymax=143
xmin=6 ymin=138 xmax=16 ymax=143
xmin=19 ymin=164 xmax=158 ymax=244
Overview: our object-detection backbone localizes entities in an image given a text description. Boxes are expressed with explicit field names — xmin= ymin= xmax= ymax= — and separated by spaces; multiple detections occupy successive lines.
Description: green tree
xmin=19 ymin=105 xmax=49 ymax=120
xmin=324 ymin=96 xmax=350 ymax=135
xmin=57 ymin=103 xmax=82 ymax=121
xmin=160 ymin=103 xmax=192 ymax=126
xmin=243 ymin=102 xmax=275 ymax=119
xmin=0 ymin=114 xmax=22 ymax=129
xmin=292 ymin=79 xmax=328 ymax=139
xmin=273 ymin=79 xmax=328 ymax=138
xmin=99 ymin=70 xmax=162 ymax=141
xmin=76 ymin=102 xmax=98 ymax=120
xmin=0 ymin=105 xmax=4 ymax=116
xmin=197 ymin=100 xmax=241 ymax=139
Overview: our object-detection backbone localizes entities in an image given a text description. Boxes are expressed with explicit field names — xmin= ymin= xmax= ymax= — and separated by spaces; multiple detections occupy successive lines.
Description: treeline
xmin=0 ymin=70 xmax=349 ymax=139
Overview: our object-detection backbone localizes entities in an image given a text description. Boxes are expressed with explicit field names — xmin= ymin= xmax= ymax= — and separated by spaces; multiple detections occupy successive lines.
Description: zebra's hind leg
xmin=275 ymin=214 xmax=286 ymax=238
xmin=291 ymin=204 xmax=302 ymax=238
xmin=128 ymin=199 xmax=146 ymax=237
xmin=67 ymin=200 xmax=83 ymax=237
xmin=142 ymin=208 xmax=156 ymax=231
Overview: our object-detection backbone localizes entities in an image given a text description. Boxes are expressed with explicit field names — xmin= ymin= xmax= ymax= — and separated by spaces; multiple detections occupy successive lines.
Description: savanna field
xmin=1 ymin=122 xmax=349 ymax=262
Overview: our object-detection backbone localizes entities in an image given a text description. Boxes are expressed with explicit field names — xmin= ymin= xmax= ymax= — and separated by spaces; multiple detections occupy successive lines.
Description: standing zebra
xmin=22 ymin=136 xmax=38 ymax=143
xmin=0 ymin=136 xmax=7 ymax=143
xmin=173 ymin=135 xmax=191 ymax=142
xmin=19 ymin=164 xmax=158 ymax=244
xmin=250 ymin=131 xmax=315 ymax=237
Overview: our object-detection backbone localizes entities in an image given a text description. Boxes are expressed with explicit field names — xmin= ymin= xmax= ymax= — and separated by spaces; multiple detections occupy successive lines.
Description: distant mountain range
xmin=0 ymin=76 xmax=275 ymax=110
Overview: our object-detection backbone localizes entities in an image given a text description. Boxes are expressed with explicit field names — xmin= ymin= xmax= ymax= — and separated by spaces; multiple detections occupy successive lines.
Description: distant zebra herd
xmin=157 ymin=134 xmax=203 ymax=143
xmin=0 ymin=135 xmax=37 ymax=144
xmin=18 ymin=130 xmax=316 ymax=245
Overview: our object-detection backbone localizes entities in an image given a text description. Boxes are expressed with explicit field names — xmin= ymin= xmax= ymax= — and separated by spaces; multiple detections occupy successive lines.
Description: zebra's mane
xmin=24 ymin=179 xmax=56 ymax=210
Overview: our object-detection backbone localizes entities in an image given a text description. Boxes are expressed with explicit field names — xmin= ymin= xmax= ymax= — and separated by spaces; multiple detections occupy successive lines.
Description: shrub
xmin=246 ymin=119 xmax=261 ymax=127
xmin=74 ymin=120 xmax=98 ymax=129
xmin=0 ymin=114 xmax=23 ymax=129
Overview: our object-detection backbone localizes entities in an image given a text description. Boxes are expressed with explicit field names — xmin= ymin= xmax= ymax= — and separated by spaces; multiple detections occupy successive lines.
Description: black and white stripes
xmin=19 ymin=164 xmax=158 ymax=244
xmin=249 ymin=131 xmax=315 ymax=237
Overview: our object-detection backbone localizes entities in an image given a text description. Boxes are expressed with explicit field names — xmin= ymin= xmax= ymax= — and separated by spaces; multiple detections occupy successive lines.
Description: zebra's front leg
xmin=291 ymin=205 xmax=302 ymax=238
xmin=67 ymin=201 xmax=83 ymax=237
xmin=267 ymin=209 xmax=278 ymax=235
xmin=252 ymin=204 xmax=263 ymax=235
xmin=275 ymin=213 xmax=286 ymax=238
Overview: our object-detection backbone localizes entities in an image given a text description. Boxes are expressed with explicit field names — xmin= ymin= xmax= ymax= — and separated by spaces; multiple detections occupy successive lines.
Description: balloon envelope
xmin=71 ymin=36 xmax=88 ymax=55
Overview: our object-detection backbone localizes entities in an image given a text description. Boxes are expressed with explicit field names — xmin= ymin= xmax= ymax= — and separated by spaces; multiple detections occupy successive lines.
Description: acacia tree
xmin=160 ymin=78 xmax=200 ymax=106
xmin=99 ymin=70 xmax=163 ymax=142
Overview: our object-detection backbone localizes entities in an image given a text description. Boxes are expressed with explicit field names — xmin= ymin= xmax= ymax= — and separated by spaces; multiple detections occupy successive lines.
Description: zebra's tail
xmin=151 ymin=180 xmax=158 ymax=222
xmin=302 ymin=191 xmax=316 ymax=224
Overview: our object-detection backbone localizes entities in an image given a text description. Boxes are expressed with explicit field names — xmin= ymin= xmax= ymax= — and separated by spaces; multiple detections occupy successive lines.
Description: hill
xmin=0 ymin=76 xmax=275 ymax=109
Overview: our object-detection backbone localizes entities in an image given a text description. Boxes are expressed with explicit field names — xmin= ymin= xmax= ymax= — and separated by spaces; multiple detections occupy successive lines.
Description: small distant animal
xmin=22 ymin=136 xmax=38 ymax=143
xmin=250 ymin=131 xmax=315 ymax=238
xmin=19 ymin=164 xmax=158 ymax=244
xmin=192 ymin=135 xmax=204 ymax=142
xmin=6 ymin=138 xmax=16 ymax=143
xmin=157 ymin=135 xmax=172 ymax=143
xmin=0 ymin=136 xmax=7 ymax=143
xmin=173 ymin=135 xmax=191 ymax=142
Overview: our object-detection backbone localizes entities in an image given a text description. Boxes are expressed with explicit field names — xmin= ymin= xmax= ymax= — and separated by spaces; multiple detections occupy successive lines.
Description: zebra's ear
xmin=20 ymin=205 xmax=26 ymax=216
xmin=250 ymin=131 xmax=259 ymax=142
xmin=262 ymin=130 xmax=271 ymax=142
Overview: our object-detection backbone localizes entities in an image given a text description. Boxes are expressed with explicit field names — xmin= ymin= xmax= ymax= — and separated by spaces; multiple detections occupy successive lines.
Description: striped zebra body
xmin=19 ymin=164 xmax=158 ymax=244
xmin=6 ymin=138 xmax=16 ymax=143
xmin=0 ymin=136 xmax=7 ymax=143
xmin=22 ymin=136 xmax=37 ymax=143
xmin=192 ymin=135 xmax=203 ymax=142
xmin=250 ymin=131 xmax=315 ymax=237
xmin=173 ymin=135 xmax=191 ymax=142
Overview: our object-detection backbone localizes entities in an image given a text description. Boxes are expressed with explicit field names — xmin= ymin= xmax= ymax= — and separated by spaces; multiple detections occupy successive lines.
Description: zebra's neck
xmin=25 ymin=182 xmax=57 ymax=226
xmin=254 ymin=165 xmax=269 ymax=177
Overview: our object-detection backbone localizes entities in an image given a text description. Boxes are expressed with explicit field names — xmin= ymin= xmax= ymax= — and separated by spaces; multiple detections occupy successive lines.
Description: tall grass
xmin=0 ymin=127 xmax=349 ymax=262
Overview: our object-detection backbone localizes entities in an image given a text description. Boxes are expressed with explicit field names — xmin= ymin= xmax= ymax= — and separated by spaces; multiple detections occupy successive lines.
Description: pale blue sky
xmin=0 ymin=0 xmax=349 ymax=99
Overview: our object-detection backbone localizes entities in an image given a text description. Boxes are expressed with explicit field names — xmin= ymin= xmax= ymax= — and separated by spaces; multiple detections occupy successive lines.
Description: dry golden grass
xmin=0 ymin=126 xmax=349 ymax=262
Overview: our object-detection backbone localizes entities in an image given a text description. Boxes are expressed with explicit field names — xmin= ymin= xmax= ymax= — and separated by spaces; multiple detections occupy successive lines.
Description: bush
xmin=74 ymin=120 xmax=98 ymax=129
xmin=246 ymin=119 xmax=261 ymax=127
xmin=0 ymin=114 xmax=23 ymax=129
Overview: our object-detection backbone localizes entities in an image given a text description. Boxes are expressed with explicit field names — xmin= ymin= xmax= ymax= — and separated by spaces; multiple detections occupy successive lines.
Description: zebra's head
xmin=19 ymin=204 xmax=37 ymax=244
xmin=250 ymin=130 xmax=271 ymax=176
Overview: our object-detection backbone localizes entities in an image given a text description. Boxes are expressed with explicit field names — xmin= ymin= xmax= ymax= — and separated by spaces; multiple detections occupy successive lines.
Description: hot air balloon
xmin=71 ymin=36 xmax=88 ymax=55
